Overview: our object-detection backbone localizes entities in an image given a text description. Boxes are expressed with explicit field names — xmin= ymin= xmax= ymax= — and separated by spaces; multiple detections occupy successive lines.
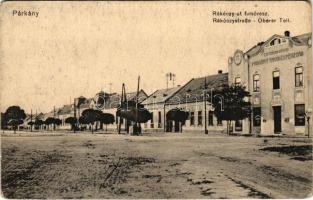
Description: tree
xmin=98 ymin=113 xmax=115 ymax=132
xmin=28 ymin=121 xmax=35 ymax=131
xmin=54 ymin=118 xmax=62 ymax=129
xmin=8 ymin=119 xmax=24 ymax=133
xmin=45 ymin=117 xmax=55 ymax=131
xmin=1 ymin=112 xmax=8 ymax=130
xmin=81 ymin=109 xmax=102 ymax=133
xmin=166 ymin=108 xmax=189 ymax=132
xmin=211 ymin=84 xmax=251 ymax=135
xmin=65 ymin=117 xmax=77 ymax=132
xmin=4 ymin=106 xmax=26 ymax=133
xmin=34 ymin=119 xmax=43 ymax=130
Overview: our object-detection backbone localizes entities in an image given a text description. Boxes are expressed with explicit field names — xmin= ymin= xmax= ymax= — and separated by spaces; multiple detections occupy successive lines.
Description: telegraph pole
xmin=204 ymin=76 xmax=208 ymax=134
xmin=30 ymin=109 xmax=33 ymax=132
xmin=118 ymin=84 xmax=124 ymax=134
xmin=73 ymin=99 xmax=76 ymax=133
xmin=134 ymin=76 xmax=140 ymax=135
xmin=53 ymin=106 xmax=56 ymax=131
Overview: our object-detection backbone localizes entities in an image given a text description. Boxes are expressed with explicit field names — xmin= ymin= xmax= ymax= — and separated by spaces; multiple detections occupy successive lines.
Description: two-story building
xmin=228 ymin=31 xmax=312 ymax=136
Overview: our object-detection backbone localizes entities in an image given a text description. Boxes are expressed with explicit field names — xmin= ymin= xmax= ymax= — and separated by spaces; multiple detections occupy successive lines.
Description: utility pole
xmin=118 ymin=84 xmax=124 ymax=134
xmin=53 ymin=106 xmax=56 ymax=131
xmin=30 ymin=109 xmax=33 ymax=132
xmin=134 ymin=76 xmax=140 ymax=135
xmin=73 ymin=99 xmax=76 ymax=133
xmin=204 ymin=76 xmax=208 ymax=134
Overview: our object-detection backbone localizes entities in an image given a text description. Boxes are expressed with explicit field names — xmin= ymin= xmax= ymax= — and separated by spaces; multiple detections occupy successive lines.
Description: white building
xmin=228 ymin=31 xmax=312 ymax=136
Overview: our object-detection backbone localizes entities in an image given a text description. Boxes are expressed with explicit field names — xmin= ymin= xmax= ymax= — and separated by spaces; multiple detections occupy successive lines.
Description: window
xmin=235 ymin=120 xmax=243 ymax=131
xmin=190 ymin=112 xmax=195 ymax=126
xmin=253 ymin=74 xmax=260 ymax=92
xmin=235 ymin=77 xmax=241 ymax=86
xmin=150 ymin=112 xmax=154 ymax=128
xmin=270 ymin=38 xmax=281 ymax=46
xmin=217 ymin=118 xmax=223 ymax=126
xmin=198 ymin=111 xmax=203 ymax=126
xmin=295 ymin=104 xmax=305 ymax=126
xmin=208 ymin=111 xmax=214 ymax=126
xmin=295 ymin=67 xmax=303 ymax=87
xmin=253 ymin=107 xmax=261 ymax=127
xmin=158 ymin=111 xmax=162 ymax=128
xmin=273 ymin=71 xmax=280 ymax=89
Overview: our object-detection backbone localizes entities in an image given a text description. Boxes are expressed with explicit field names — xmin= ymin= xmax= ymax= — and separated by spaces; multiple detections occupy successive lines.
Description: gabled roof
xmin=24 ymin=112 xmax=45 ymax=122
xmin=291 ymin=33 xmax=311 ymax=45
xmin=102 ymin=90 xmax=148 ymax=109
xmin=166 ymin=73 xmax=228 ymax=105
xmin=142 ymin=86 xmax=181 ymax=105
xmin=80 ymin=98 xmax=93 ymax=109
xmin=58 ymin=104 xmax=73 ymax=115
xmin=246 ymin=32 xmax=311 ymax=57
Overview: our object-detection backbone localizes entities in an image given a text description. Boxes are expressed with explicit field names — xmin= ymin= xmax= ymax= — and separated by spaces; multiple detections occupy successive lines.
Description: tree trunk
xmin=180 ymin=122 xmax=182 ymax=133
xmin=91 ymin=124 xmax=94 ymax=134
xmin=106 ymin=124 xmax=107 ymax=132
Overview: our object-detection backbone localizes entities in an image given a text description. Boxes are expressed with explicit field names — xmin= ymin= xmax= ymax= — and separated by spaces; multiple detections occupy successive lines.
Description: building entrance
xmin=273 ymin=106 xmax=282 ymax=133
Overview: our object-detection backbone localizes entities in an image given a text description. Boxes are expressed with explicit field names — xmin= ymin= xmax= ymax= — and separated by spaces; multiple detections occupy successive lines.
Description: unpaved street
xmin=1 ymin=132 xmax=312 ymax=198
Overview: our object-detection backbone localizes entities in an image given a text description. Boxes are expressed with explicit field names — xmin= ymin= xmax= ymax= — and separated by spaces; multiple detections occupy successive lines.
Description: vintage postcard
xmin=0 ymin=1 xmax=312 ymax=199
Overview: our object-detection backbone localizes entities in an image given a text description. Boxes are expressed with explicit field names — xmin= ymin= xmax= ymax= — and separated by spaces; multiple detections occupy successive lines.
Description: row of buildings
xmin=25 ymin=31 xmax=312 ymax=136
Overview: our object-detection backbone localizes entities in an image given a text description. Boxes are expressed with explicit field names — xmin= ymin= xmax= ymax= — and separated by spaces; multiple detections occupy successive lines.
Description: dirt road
xmin=1 ymin=132 xmax=312 ymax=198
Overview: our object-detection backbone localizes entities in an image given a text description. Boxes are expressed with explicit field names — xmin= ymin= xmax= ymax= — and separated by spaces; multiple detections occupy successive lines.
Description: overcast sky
xmin=0 ymin=1 xmax=311 ymax=113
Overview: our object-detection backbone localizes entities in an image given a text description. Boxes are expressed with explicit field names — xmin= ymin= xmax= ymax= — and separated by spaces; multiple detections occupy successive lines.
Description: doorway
xmin=273 ymin=106 xmax=281 ymax=133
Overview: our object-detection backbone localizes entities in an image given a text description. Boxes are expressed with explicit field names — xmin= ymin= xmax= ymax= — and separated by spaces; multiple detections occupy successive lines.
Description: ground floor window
xmin=235 ymin=120 xmax=243 ymax=131
xmin=190 ymin=112 xmax=195 ymax=125
xmin=158 ymin=111 xmax=162 ymax=128
xmin=198 ymin=111 xmax=203 ymax=126
xmin=253 ymin=107 xmax=261 ymax=127
xmin=150 ymin=112 xmax=154 ymax=128
xmin=295 ymin=104 xmax=305 ymax=126
xmin=217 ymin=118 xmax=223 ymax=126
xmin=208 ymin=111 xmax=214 ymax=126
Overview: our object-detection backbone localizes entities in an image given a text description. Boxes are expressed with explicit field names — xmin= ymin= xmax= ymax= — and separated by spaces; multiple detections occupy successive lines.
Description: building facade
xmin=228 ymin=31 xmax=312 ymax=136
xmin=92 ymin=90 xmax=148 ymax=132
xmin=141 ymin=86 xmax=182 ymax=132
xmin=165 ymin=72 xmax=228 ymax=133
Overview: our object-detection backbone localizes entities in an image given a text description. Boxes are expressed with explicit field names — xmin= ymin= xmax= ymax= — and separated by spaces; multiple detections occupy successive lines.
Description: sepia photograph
xmin=0 ymin=1 xmax=312 ymax=199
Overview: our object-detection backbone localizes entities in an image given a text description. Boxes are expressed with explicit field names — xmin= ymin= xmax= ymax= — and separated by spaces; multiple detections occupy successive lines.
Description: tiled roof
xmin=80 ymin=98 xmax=93 ymax=109
xmin=166 ymin=73 xmax=228 ymax=105
xmin=291 ymin=33 xmax=311 ymax=45
xmin=103 ymin=90 xmax=148 ymax=109
xmin=58 ymin=104 xmax=73 ymax=115
xmin=142 ymin=86 xmax=181 ymax=105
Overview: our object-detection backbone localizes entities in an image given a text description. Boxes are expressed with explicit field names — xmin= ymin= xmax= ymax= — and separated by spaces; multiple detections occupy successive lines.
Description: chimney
xmin=218 ymin=70 xmax=223 ymax=74
xmin=284 ymin=31 xmax=290 ymax=37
